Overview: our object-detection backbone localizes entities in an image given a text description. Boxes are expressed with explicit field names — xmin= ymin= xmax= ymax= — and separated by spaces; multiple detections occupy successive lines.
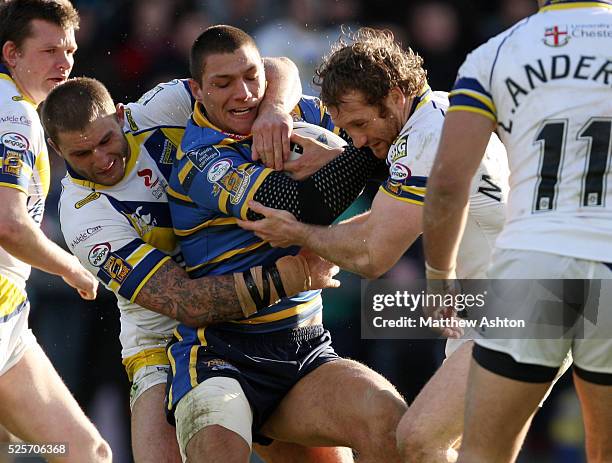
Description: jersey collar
xmin=192 ymin=102 xmax=252 ymax=144
xmin=407 ymin=84 xmax=432 ymax=122
xmin=0 ymin=63 xmax=37 ymax=108
xmin=540 ymin=0 xmax=612 ymax=12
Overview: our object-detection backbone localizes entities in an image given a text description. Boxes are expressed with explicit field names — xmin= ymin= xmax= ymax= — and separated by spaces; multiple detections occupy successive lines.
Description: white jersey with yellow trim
xmin=59 ymin=79 xmax=193 ymax=366
xmin=383 ymin=88 xmax=509 ymax=277
xmin=0 ymin=64 xmax=50 ymax=322
xmin=449 ymin=0 xmax=612 ymax=261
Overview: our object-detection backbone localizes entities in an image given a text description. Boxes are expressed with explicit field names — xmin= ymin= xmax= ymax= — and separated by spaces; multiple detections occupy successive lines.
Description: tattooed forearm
xmin=134 ymin=260 xmax=244 ymax=327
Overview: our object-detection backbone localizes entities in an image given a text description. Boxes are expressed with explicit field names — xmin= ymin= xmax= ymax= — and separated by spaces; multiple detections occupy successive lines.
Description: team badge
xmin=543 ymin=26 xmax=569 ymax=47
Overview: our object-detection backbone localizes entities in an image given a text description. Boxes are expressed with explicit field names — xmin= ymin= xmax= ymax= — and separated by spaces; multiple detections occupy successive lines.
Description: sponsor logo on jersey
xmin=124 ymin=107 xmax=139 ymax=132
xmin=138 ymin=168 xmax=166 ymax=199
xmin=0 ymin=115 xmax=31 ymax=127
xmin=2 ymin=150 xmax=23 ymax=176
xmin=75 ymin=192 xmax=101 ymax=209
xmin=187 ymin=146 xmax=220 ymax=172
xmin=390 ymin=135 xmax=408 ymax=163
xmin=159 ymin=139 xmax=175 ymax=165
xmin=88 ymin=242 xmax=111 ymax=267
xmin=207 ymin=159 xmax=232 ymax=182
xmin=70 ymin=226 xmax=103 ymax=249
xmin=102 ymin=255 xmax=132 ymax=283
xmin=390 ymin=163 xmax=411 ymax=181
xmin=543 ymin=25 xmax=569 ymax=47
xmin=1 ymin=132 xmax=29 ymax=151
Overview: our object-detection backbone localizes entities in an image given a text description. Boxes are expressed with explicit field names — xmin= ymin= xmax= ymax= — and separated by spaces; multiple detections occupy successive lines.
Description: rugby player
xmin=167 ymin=25 xmax=407 ymax=463
xmin=44 ymin=68 xmax=352 ymax=462
xmin=0 ymin=1 xmax=110 ymax=461
xmin=423 ymin=1 xmax=612 ymax=462
xmin=236 ymin=27 xmax=515 ymax=462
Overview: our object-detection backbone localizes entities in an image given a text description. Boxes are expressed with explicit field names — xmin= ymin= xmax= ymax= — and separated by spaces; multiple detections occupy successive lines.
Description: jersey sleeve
xmin=447 ymin=34 xmax=508 ymax=123
xmin=125 ymin=79 xmax=194 ymax=131
xmin=60 ymin=192 xmax=171 ymax=303
xmin=380 ymin=125 xmax=440 ymax=206
xmin=0 ymin=105 xmax=42 ymax=194
xmin=173 ymin=145 xmax=273 ymax=220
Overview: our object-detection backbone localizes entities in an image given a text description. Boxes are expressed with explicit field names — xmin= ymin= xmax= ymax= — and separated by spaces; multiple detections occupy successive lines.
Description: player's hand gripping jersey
xmin=383 ymin=86 xmax=509 ymax=277
xmin=60 ymin=79 xmax=193 ymax=376
xmin=0 ymin=64 xmax=49 ymax=321
xmin=449 ymin=0 xmax=612 ymax=261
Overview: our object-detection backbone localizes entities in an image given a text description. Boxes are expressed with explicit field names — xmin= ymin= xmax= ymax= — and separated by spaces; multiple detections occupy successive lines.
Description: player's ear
xmin=1 ymin=41 xmax=18 ymax=68
xmin=115 ymin=103 xmax=125 ymax=124
xmin=188 ymin=78 xmax=204 ymax=103
xmin=388 ymin=87 xmax=406 ymax=107
xmin=47 ymin=137 xmax=62 ymax=158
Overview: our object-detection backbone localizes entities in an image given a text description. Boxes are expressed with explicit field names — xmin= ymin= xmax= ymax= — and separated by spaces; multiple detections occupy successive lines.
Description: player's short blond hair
xmin=42 ymin=77 xmax=116 ymax=145
xmin=315 ymin=27 xmax=427 ymax=115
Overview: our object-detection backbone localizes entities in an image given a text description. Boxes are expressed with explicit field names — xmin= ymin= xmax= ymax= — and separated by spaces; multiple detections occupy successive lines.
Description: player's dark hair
xmin=190 ymin=25 xmax=258 ymax=83
xmin=42 ymin=77 xmax=116 ymax=145
xmin=0 ymin=0 xmax=79 ymax=54
xmin=315 ymin=27 xmax=427 ymax=116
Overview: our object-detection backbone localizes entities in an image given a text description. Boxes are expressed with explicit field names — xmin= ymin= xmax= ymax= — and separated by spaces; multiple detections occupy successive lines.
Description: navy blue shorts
xmin=166 ymin=324 xmax=339 ymax=444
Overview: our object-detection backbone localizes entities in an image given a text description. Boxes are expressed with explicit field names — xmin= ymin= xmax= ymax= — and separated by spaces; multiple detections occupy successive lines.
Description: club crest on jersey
xmin=543 ymin=26 xmax=569 ymax=47
xmin=125 ymin=206 xmax=157 ymax=236
xmin=88 ymin=242 xmax=111 ymax=267
xmin=102 ymin=255 xmax=132 ymax=283
xmin=389 ymin=135 xmax=408 ymax=163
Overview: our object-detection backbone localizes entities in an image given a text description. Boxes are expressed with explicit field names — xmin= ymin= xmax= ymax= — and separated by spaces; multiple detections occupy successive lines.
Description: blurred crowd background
xmin=30 ymin=1 xmax=585 ymax=462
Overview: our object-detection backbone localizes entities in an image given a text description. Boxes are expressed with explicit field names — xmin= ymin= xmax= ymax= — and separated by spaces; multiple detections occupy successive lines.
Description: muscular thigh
xmin=131 ymin=381 xmax=181 ymax=463
xmin=261 ymin=359 xmax=406 ymax=447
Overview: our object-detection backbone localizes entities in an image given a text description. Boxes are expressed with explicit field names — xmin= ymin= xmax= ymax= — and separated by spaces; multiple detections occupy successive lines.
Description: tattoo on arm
xmin=134 ymin=260 xmax=244 ymax=327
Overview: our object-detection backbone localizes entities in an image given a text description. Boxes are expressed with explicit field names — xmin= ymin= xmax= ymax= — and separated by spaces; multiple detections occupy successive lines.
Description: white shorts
xmin=476 ymin=248 xmax=612 ymax=374
xmin=174 ymin=377 xmax=253 ymax=462
xmin=129 ymin=363 xmax=169 ymax=410
xmin=0 ymin=302 xmax=37 ymax=376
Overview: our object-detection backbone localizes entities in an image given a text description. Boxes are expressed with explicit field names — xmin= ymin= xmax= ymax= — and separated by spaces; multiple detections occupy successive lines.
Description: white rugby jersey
xmin=0 ymin=65 xmax=50 ymax=322
xmin=382 ymin=87 xmax=509 ymax=277
xmin=60 ymin=79 xmax=193 ymax=368
xmin=449 ymin=0 xmax=612 ymax=261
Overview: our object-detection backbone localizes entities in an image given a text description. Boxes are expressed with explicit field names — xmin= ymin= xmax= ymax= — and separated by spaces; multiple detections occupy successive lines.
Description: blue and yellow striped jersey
xmin=168 ymin=96 xmax=335 ymax=333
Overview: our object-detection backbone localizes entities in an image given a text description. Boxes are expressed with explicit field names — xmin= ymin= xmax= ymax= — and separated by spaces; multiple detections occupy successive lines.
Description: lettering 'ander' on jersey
xmin=168 ymin=96 xmax=337 ymax=334
xmin=59 ymin=79 xmax=193 ymax=374
xmin=449 ymin=0 xmax=612 ymax=262
xmin=0 ymin=64 xmax=49 ymax=322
